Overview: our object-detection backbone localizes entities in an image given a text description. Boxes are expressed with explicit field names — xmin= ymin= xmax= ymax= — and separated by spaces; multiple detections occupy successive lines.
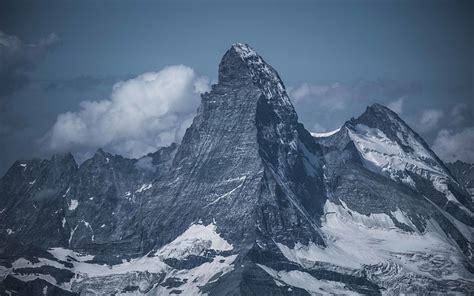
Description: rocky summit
xmin=0 ymin=43 xmax=473 ymax=295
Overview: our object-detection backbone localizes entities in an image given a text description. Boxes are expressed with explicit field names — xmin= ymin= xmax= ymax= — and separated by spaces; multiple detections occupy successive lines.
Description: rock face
xmin=447 ymin=160 xmax=474 ymax=198
xmin=0 ymin=43 xmax=473 ymax=295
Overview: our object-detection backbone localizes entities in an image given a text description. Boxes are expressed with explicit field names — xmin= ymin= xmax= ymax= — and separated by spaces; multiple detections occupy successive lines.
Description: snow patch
xmin=62 ymin=187 xmax=70 ymax=197
xmin=153 ymin=254 xmax=237 ymax=295
xmin=347 ymin=124 xmax=439 ymax=176
xmin=2 ymin=221 xmax=238 ymax=294
xmin=208 ymin=183 xmax=244 ymax=206
xmin=423 ymin=196 xmax=474 ymax=243
xmin=48 ymin=248 xmax=168 ymax=282
xmin=337 ymin=199 xmax=395 ymax=230
xmin=276 ymin=200 xmax=470 ymax=280
xmin=257 ymin=264 xmax=360 ymax=295
xmin=156 ymin=222 xmax=233 ymax=260
xmin=49 ymin=247 xmax=94 ymax=263
xmin=347 ymin=124 xmax=470 ymax=215
xmin=68 ymin=220 xmax=94 ymax=245
xmin=391 ymin=208 xmax=417 ymax=230
xmin=311 ymin=128 xmax=341 ymax=138
xmin=136 ymin=183 xmax=152 ymax=193
xmin=12 ymin=274 xmax=57 ymax=287
xmin=68 ymin=199 xmax=78 ymax=211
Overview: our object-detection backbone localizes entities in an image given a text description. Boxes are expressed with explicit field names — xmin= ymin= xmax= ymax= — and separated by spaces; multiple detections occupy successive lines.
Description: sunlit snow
xmin=68 ymin=199 xmax=78 ymax=211
xmin=156 ymin=222 xmax=233 ymax=259
xmin=276 ymin=200 xmax=471 ymax=281
xmin=310 ymin=128 xmax=341 ymax=138
xmin=258 ymin=264 xmax=360 ymax=295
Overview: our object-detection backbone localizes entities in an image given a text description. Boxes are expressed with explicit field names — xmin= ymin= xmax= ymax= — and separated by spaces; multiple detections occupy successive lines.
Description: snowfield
xmin=273 ymin=200 xmax=473 ymax=289
xmin=0 ymin=222 xmax=236 ymax=295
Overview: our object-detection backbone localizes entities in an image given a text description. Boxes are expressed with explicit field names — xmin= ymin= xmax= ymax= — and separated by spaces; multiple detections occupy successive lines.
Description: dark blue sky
xmin=0 ymin=0 xmax=472 ymax=174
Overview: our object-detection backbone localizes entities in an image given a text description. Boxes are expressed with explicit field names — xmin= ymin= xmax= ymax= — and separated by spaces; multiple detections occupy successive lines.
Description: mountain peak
xmin=363 ymin=103 xmax=397 ymax=118
xmin=50 ymin=151 xmax=75 ymax=161
xmin=95 ymin=148 xmax=107 ymax=155
xmin=218 ymin=43 xmax=260 ymax=84
xmin=351 ymin=103 xmax=404 ymax=131
xmin=90 ymin=148 xmax=112 ymax=162
xmin=218 ymin=42 xmax=293 ymax=115
xmin=219 ymin=44 xmax=278 ymax=82
xmin=367 ymin=102 xmax=391 ymax=111
xmin=50 ymin=152 xmax=77 ymax=168
xmin=345 ymin=103 xmax=457 ymax=188
xmin=231 ymin=42 xmax=258 ymax=59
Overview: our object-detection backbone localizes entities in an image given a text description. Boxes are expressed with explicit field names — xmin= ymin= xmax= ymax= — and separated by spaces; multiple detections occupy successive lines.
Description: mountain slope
xmin=314 ymin=104 xmax=474 ymax=293
xmin=447 ymin=160 xmax=474 ymax=198
xmin=0 ymin=43 xmax=473 ymax=295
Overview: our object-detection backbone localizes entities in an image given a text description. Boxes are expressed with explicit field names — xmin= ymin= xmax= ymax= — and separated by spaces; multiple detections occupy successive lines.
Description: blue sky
xmin=0 ymin=0 xmax=472 ymax=174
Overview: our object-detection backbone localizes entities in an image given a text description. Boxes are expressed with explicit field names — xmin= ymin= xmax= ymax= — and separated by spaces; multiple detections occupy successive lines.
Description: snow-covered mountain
xmin=0 ymin=43 xmax=473 ymax=295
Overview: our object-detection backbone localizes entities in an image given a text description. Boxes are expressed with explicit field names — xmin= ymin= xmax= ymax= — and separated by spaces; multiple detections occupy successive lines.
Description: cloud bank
xmin=432 ymin=127 xmax=474 ymax=163
xmin=290 ymin=79 xmax=420 ymax=111
xmin=387 ymin=97 xmax=405 ymax=115
xmin=45 ymin=65 xmax=209 ymax=161
xmin=413 ymin=109 xmax=444 ymax=133
xmin=431 ymin=103 xmax=474 ymax=163
xmin=289 ymin=79 xmax=421 ymax=133
xmin=288 ymin=79 xmax=473 ymax=164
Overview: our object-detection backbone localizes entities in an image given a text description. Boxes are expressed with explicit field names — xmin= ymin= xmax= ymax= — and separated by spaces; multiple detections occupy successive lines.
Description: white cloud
xmin=432 ymin=127 xmax=474 ymax=163
xmin=449 ymin=103 xmax=469 ymax=127
xmin=387 ymin=97 xmax=404 ymax=115
xmin=289 ymin=79 xmax=421 ymax=134
xmin=289 ymin=79 xmax=420 ymax=112
xmin=311 ymin=123 xmax=327 ymax=133
xmin=290 ymin=82 xmax=350 ymax=111
xmin=44 ymin=65 xmax=209 ymax=159
xmin=414 ymin=109 xmax=444 ymax=133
